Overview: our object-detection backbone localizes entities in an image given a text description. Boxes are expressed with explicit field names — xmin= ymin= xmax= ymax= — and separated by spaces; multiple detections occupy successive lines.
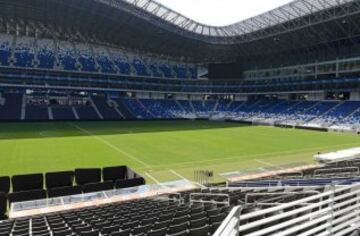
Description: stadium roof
xmin=1 ymin=0 xmax=360 ymax=62
xmin=122 ymin=0 xmax=354 ymax=37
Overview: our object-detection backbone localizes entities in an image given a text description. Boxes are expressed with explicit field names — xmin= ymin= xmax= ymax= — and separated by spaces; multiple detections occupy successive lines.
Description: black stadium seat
xmin=75 ymin=168 xmax=101 ymax=186
xmin=167 ymin=230 xmax=188 ymax=236
xmin=115 ymin=178 xmax=145 ymax=189
xmin=79 ymin=231 xmax=99 ymax=236
xmin=47 ymin=186 xmax=82 ymax=198
xmin=46 ymin=171 xmax=74 ymax=189
xmin=0 ymin=176 xmax=10 ymax=194
xmin=0 ymin=193 xmax=7 ymax=220
xmin=82 ymin=181 xmax=114 ymax=193
xmin=12 ymin=173 xmax=44 ymax=192
xmin=111 ymin=229 xmax=131 ymax=236
xmin=147 ymin=228 xmax=167 ymax=236
xmin=189 ymin=225 xmax=210 ymax=236
xmin=8 ymin=189 xmax=46 ymax=204
xmin=102 ymin=166 xmax=127 ymax=182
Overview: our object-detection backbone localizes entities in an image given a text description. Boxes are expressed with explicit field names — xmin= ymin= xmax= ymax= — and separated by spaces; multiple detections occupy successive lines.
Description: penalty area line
xmin=170 ymin=169 xmax=205 ymax=188
xmin=144 ymin=172 xmax=161 ymax=184
xmin=254 ymin=159 xmax=279 ymax=168
xmin=68 ymin=122 xmax=150 ymax=168
xmin=170 ymin=169 xmax=187 ymax=180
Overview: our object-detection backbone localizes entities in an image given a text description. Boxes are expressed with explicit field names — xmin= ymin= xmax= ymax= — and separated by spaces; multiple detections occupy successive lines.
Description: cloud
xmin=154 ymin=0 xmax=293 ymax=26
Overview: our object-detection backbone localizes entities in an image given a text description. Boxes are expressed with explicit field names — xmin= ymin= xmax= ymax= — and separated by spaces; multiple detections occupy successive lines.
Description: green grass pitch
xmin=0 ymin=120 xmax=359 ymax=183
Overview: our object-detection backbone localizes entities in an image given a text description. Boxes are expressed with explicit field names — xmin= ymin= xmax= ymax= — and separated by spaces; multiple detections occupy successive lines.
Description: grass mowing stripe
xmin=137 ymin=142 xmax=360 ymax=171
xmin=68 ymin=122 xmax=150 ymax=168
xmin=0 ymin=121 xmax=358 ymax=181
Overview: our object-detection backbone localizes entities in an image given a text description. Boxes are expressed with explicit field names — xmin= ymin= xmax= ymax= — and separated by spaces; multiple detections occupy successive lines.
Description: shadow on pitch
xmin=0 ymin=120 xmax=251 ymax=140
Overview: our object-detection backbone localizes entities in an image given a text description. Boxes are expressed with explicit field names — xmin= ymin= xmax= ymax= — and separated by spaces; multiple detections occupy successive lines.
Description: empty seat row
xmin=1 ymin=177 xmax=146 ymax=205
xmin=0 ymin=197 xmax=224 ymax=236
xmin=0 ymin=166 xmax=144 ymax=194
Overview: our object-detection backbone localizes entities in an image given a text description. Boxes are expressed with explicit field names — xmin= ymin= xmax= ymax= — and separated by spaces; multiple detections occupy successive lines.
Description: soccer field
xmin=0 ymin=120 xmax=359 ymax=183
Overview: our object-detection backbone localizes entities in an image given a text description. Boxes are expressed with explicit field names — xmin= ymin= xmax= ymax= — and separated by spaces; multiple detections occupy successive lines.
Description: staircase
xmin=189 ymin=100 xmax=196 ymax=114
xmin=175 ymin=100 xmax=186 ymax=113
xmin=213 ymin=100 xmax=219 ymax=112
xmin=283 ymin=101 xmax=302 ymax=113
xmin=21 ymin=94 xmax=26 ymax=120
xmin=116 ymin=99 xmax=136 ymax=119
xmin=72 ymin=107 xmax=79 ymax=120
xmin=234 ymin=101 xmax=248 ymax=112
xmin=136 ymin=99 xmax=155 ymax=118
xmin=344 ymin=106 xmax=360 ymax=120
xmin=307 ymin=101 xmax=343 ymax=124
xmin=320 ymin=101 xmax=345 ymax=117
xmin=89 ymin=97 xmax=104 ymax=120
xmin=48 ymin=107 xmax=53 ymax=120
xmin=109 ymin=100 xmax=125 ymax=119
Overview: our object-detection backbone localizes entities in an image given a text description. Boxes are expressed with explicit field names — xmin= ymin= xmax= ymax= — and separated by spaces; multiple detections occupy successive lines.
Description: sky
xmin=154 ymin=0 xmax=294 ymax=26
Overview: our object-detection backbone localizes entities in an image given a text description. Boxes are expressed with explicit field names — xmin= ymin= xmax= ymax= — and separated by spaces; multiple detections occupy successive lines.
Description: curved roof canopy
xmin=119 ymin=0 xmax=353 ymax=37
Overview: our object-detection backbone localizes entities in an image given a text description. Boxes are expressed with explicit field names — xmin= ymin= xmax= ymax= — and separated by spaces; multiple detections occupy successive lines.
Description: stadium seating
xmin=91 ymin=96 xmax=122 ymax=120
xmin=74 ymin=168 xmax=102 ymax=186
xmin=0 ymin=196 xmax=228 ymax=236
xmin=1 ymin=90 xmax=360 ymax=131
xmin=112 ymin=52 xmax=132 ymax=75
xmin=114 ymin=98 xmax=136 ymax=119
xmin=0 ymin=193 xmax=6 ymax=220
xmin=3 ymin=160 xmax=360 ymax=235
xmin=230 ymin=177 xmax=360 ymax=187
xmin=45 ymin=171 xmax=75 ymax=189
xmin=8 ymin=189 xmax=47 ymax=204
xmin=115 ymin=178 xmax=145 ymax=189
xmin=58 ymin=41 xmax=78 ymax=71
xmin=0 ymin=176 xmax=10 ymax=194
xmin=13 ymin=36 xmax=35 ymax=68
xmin=77 ymin=44 xmax=97 ymax=72
xmin=177 ymin=100 xmax=194 ymax=113
xmin=47 ymin=186 xmax=82 ymax=198
xmin=82 ymin=181 xmax=114 ymax=193
xmin=0 ymin=33 xmax=12 ymax=66
xmin=0 ymin=32 xmax=197 ymax=80
xmin=52 ymin=106 xmax=76 ymax=120
xmin=121 ymin=98 xmax=153 ymax=119
xmin=11 ymin=173 xmax=44 ymax=192
xmin=102 ymin=166 xmax=127 ymax=182
xmin=25 ymin=104 xmax=49 ymax=121
xmin=37 ymin=38 xmax=56 ymax=69
xmin=94 ymin=46 xmax=116 ymax=74
xmin=0 ymin=166 xmax=145 ymax=214
xmin=75 ymin=105 xmax=101 ymax=120
xmin=140 ymin=99 xmax=183 ymax=118
xmin=0 ymin=93 xmax=22 ymax=121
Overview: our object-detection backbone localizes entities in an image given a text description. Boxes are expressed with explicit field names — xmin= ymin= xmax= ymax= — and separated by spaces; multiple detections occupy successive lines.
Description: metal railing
xmin=213 ymin=206 xmax=242 ymax=236
xmin=314 ymin=167 xmax=360 ymax=178
xmin=214 ymin=184 xmax=360 ymax=236
xmin=243 ymin=191 xmax=320 ymax=208
xmin=189 ymin=193 xmax=230 ymax=207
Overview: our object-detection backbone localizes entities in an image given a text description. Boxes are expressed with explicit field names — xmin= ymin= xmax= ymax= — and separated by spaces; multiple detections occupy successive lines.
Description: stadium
xmin=0 ymin=0 xmax=360 ymax=235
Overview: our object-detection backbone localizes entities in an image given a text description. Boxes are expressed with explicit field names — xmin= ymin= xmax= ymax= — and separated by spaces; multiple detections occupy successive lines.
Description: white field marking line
xmin=170 ymin=169 xmax=187 ymax=180
xmin=170 ymin=169 xmax=205 ymax=188
xmin=137 ymin=142 xmax=360 ymax=171
xmin=68 ymin=123 xmax=150 ymax=168
xmin=254 ymin=159 xmax=278 ymax=168
xmin=144 ymin=172 xmax=161 ymax=184
xmin=39 ymin=130 xmax=49 ymax=137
